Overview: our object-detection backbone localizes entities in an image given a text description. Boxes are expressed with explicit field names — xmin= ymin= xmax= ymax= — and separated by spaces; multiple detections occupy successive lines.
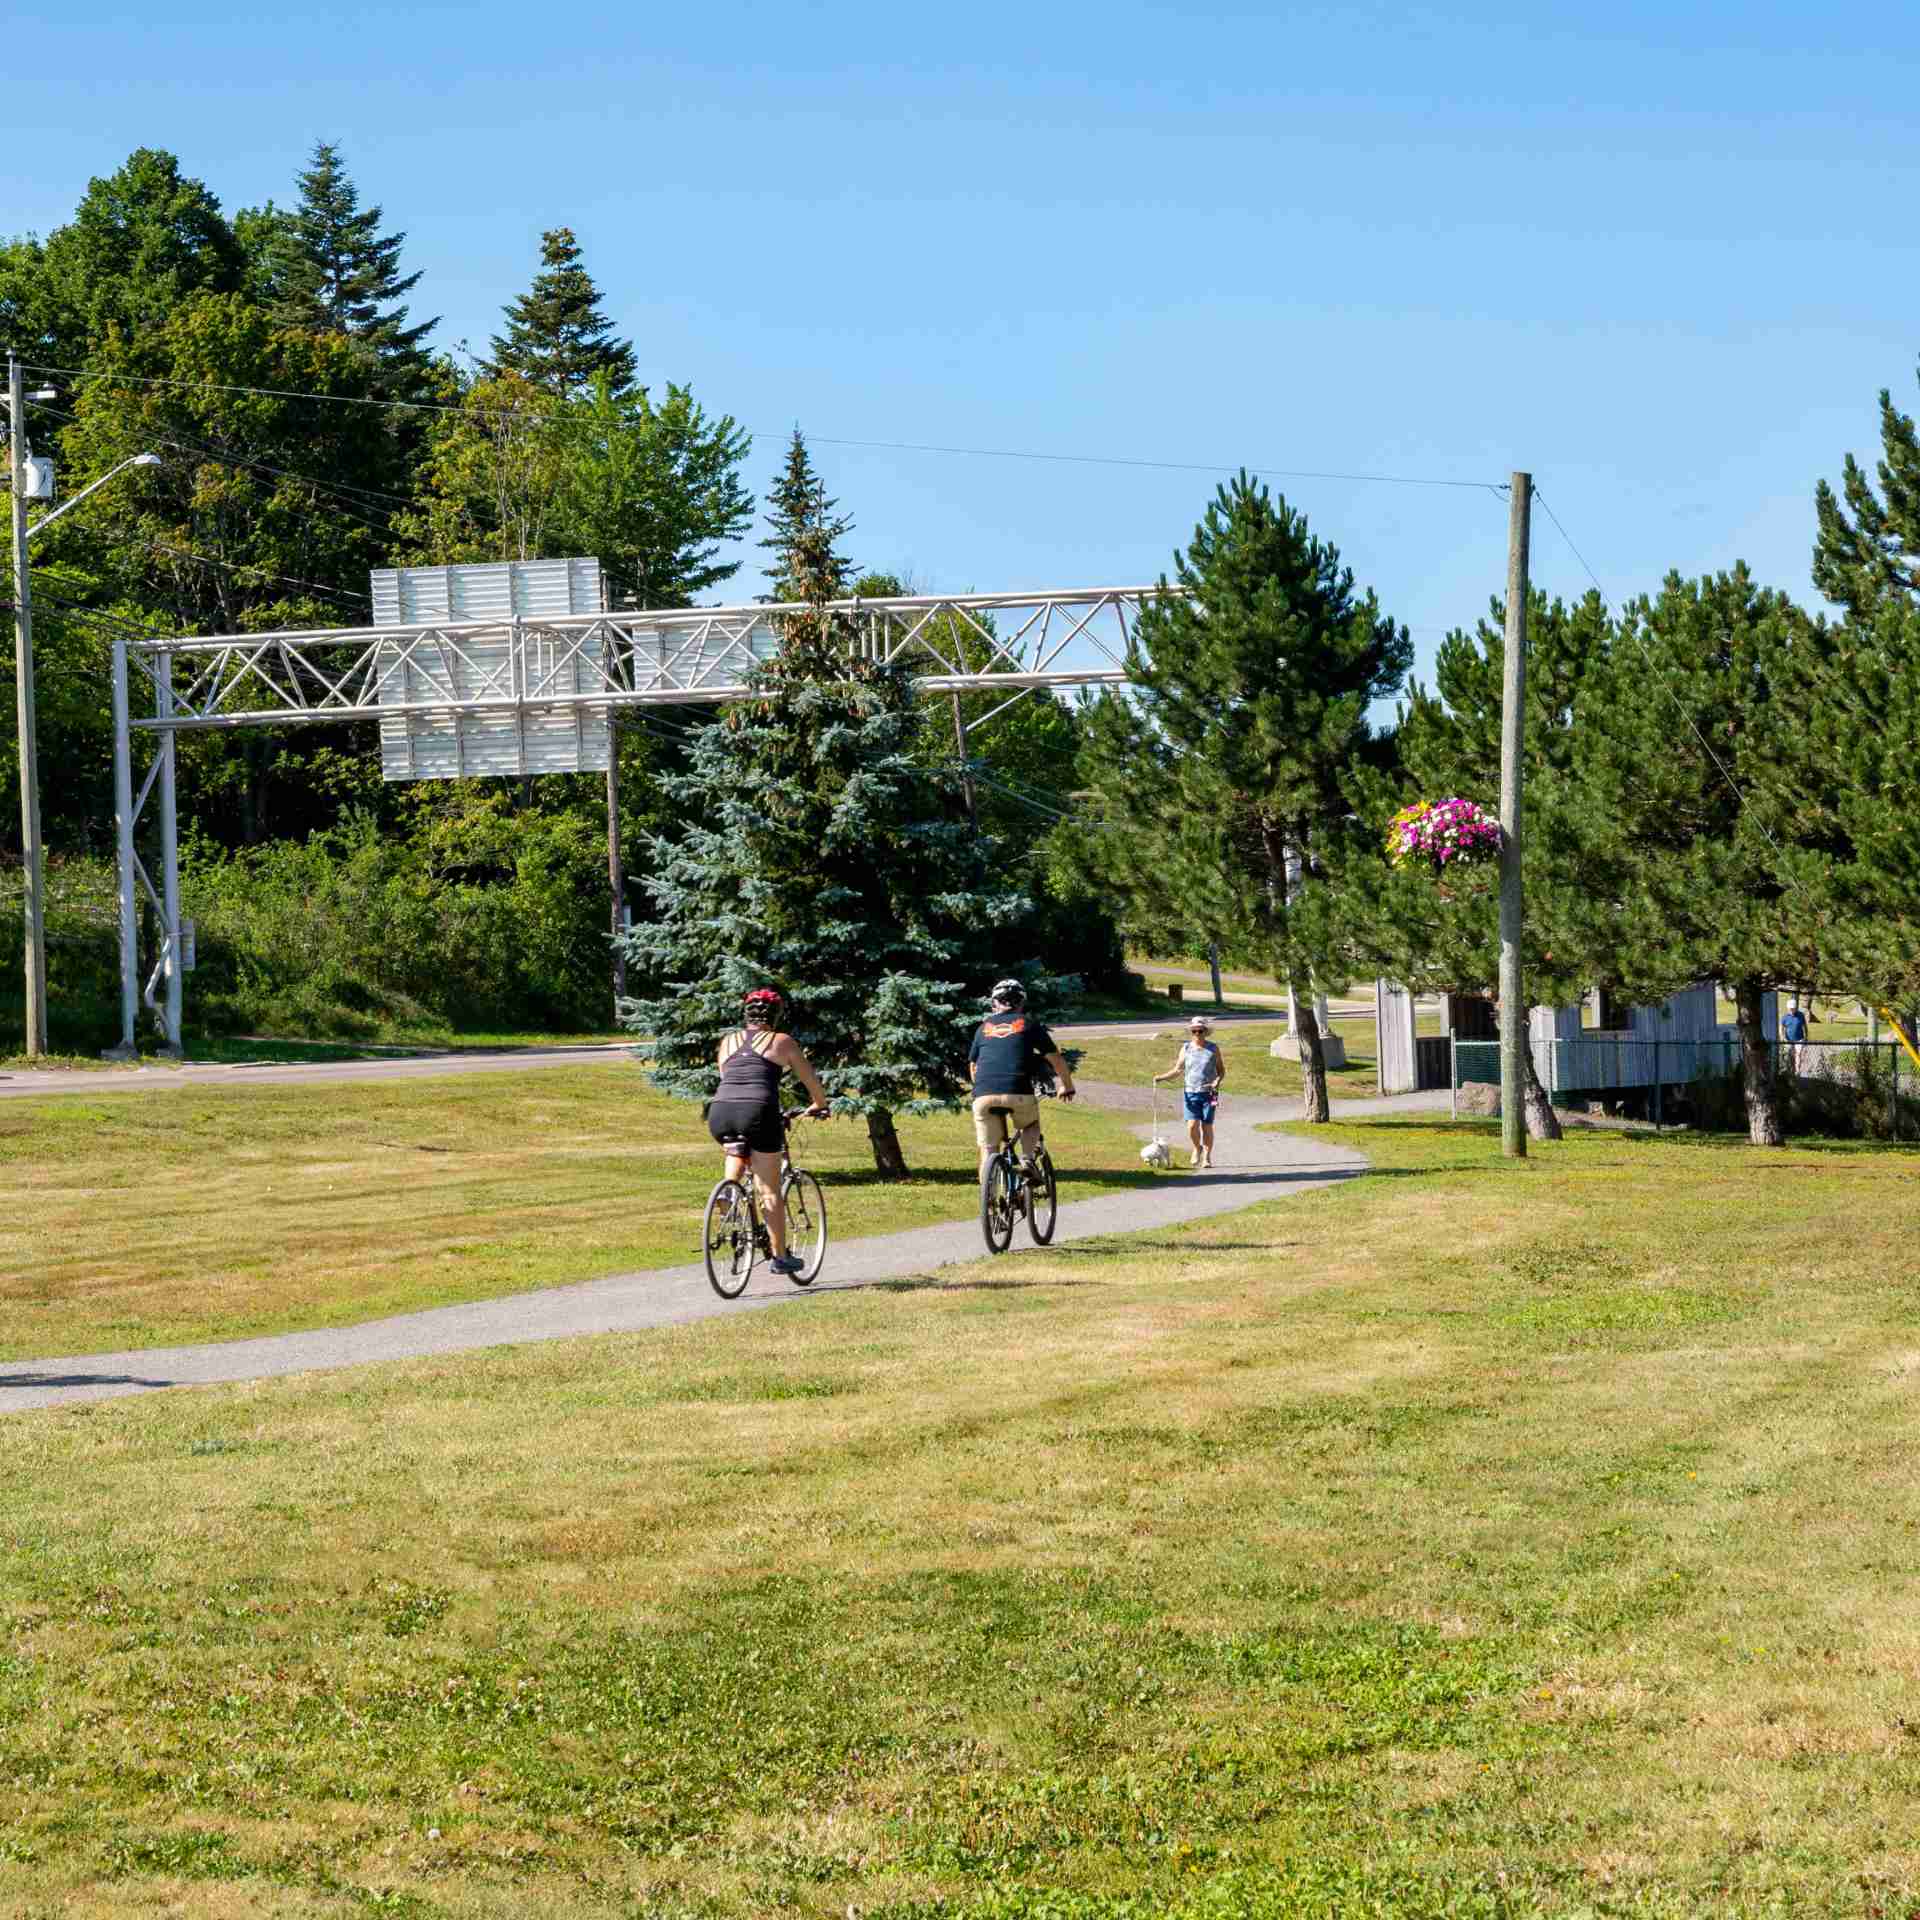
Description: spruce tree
xmin=266 ymin=141 xmax=436 ymax=378
xmin=490 ymin=227 xmax=636 ymax=397
xmin=615 ymin=645 xmax=1054 ymax=1179
xmin=1813 ymin=365 xmax=1920 ymax=616
xmin=1075 ymin=475 xmax=1409 ymax=1121
xmin=760 ymin=429 xmax=854 ymax=602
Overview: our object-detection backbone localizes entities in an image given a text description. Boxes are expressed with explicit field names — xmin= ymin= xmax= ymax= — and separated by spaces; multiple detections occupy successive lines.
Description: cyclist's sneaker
xmin=769 ymin=1252 xmax=805 ymax=1277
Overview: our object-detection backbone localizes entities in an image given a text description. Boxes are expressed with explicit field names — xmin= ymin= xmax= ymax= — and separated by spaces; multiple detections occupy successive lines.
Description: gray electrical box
xmin=21 ymin=455 xmax=54 ymax=501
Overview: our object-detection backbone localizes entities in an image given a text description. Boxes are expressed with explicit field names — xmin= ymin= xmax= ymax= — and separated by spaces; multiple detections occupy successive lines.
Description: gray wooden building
xmin=1376 ymin=980 xmax=1777 ymax=1097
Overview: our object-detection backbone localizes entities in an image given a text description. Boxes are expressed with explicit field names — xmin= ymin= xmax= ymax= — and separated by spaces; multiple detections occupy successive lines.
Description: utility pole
xmin=8 ymin=354 xmax=46 ymax=1059
xmin=951 ymin=692 xmax=977 ymax=827
xmin=1498 ymin=472 xmax=1532 ymax=1159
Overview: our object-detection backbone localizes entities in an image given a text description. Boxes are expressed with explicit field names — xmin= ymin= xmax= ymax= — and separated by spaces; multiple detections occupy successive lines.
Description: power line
xmin=27 ymin=361 xmax=1508 ymax=495
xmin=142 ymin=542 xmax=370 ymax=608
xmin=34 ymin=403 xmax=411 ymax=546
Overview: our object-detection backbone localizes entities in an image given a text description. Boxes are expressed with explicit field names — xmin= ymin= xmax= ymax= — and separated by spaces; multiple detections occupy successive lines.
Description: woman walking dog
xmin=1152 ymin=1015 xmax=1226 ymax=1168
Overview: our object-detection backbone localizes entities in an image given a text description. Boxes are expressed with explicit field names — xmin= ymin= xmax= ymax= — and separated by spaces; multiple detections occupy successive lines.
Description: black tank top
xmin=717 ymin=1031 xmax=782 ymax=1099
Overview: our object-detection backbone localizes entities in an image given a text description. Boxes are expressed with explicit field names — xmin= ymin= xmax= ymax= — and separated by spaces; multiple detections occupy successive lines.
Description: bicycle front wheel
xmin=1027 ymin=1150 xmax=1058 ymax=1245
xmin=980 ymin=1156 xmax=1016 ymax=1255
xmin=703 ymin=1180 xmax=757 ymax=1299
xmin=782 ymin=1168 xmax=827 ymax=1285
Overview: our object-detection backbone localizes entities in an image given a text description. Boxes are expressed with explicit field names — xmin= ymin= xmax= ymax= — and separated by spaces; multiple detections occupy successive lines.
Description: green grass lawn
xmin=0 ymin=1068 xmax=1154 ymax=1360
xmin=1079 ymin=1017 xmax=1381 ymax=1100
xmin=3 ymin=1119 xmax=1918 ymax=1914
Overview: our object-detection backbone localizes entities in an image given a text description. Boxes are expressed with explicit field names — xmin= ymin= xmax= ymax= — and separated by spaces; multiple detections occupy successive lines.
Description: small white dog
xmin=1140 ymin=1135 xmax=1171 ymax=1170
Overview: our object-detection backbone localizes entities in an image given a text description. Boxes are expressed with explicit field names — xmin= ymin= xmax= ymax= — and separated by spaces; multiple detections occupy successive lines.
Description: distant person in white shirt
xmin=1153 ymin=1015 xmax=1226 ymax=1168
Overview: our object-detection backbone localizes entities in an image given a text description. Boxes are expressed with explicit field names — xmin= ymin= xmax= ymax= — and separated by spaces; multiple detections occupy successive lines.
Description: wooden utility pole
xmin=606 ymin=724 xmax=626 ymax=1007
xmin=8 ymin=354 xmax=46 ymax=1058
xmin=1498 ymin=472 xmax=1532 ymax=1159
xmin=952 ymin=692 xmax=977 ymax=826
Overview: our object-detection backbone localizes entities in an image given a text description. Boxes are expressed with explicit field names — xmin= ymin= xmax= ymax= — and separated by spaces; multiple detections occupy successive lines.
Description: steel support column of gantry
xmin=109 ymin=640 xmax=187 ymax=1057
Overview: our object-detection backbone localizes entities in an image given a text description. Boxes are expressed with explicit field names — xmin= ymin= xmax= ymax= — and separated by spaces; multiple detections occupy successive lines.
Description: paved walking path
xmin=0 ymin=1086 xmax=1445 ymax=1415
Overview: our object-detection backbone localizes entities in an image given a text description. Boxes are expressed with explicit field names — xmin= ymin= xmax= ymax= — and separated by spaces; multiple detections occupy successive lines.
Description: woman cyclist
xmin=709 ymin=988 xmax=831 ymax=1277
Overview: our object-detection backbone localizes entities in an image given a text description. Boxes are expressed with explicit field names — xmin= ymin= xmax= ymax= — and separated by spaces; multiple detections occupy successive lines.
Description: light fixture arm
xmin=25 ymin=452 xmax=161 ymax=541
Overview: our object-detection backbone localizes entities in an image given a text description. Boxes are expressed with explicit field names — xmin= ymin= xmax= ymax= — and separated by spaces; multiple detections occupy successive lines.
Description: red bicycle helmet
xmin=743 ymin=987 xmax=785 ymax=1013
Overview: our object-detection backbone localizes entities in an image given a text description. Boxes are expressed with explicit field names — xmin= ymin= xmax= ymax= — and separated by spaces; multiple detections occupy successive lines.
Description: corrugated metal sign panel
xmin=379 ymin=703 xmax=610 ymax=780
xmin=370 ymin=558 xmax=605 ymax=624
xmin=371 ymin=562 xmax=611 ymax=780
xmin=373 ymin=618 xmax=613 ymax=781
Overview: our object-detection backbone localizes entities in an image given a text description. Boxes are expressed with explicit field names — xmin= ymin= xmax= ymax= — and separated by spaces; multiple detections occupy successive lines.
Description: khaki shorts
xmin=972 ymin=1092 xmax=1040 ymax=1148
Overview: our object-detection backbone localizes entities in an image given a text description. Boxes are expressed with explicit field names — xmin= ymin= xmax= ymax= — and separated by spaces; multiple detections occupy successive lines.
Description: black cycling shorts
xmin=707 ymin=1097 xmax=783 ymax=1156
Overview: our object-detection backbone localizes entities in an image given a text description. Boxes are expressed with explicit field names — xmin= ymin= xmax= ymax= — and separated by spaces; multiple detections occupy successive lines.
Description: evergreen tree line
xmin=1066 ymin=424 xmax=1920 ymax=1146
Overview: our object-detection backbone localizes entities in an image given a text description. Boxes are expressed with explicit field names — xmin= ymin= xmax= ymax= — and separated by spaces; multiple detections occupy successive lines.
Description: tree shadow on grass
xmin=814 ymin=1165 xmax=1170 ymax=1195
xmin=855 ymin=1275 xmax=1100 ymax=1295
xmin=0 ymin=1372 xmax=171 ymax=1393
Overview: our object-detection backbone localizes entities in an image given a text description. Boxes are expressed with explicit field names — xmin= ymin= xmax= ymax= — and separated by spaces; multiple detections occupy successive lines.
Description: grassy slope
xmin=3 ymin=1120 xmax=1919 ymax=1914
xmin=0 ymin=1067 xmax=1155 ymax=1359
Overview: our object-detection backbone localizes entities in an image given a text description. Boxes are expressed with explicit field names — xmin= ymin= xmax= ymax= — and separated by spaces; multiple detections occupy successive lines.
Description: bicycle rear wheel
xmin=703 ymin=1180 xmax=756 ymax=1299
xmin=980 ymin=1155 xmax=1017 ymax=1255
xmin=1027 ymin=1149 xmax=1058 ymax=1245
xmin=781 ymin=1168 xmax=827 ymax=1285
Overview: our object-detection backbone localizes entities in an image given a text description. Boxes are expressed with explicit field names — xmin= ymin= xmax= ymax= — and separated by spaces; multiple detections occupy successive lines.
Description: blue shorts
xmin=1183 ymin=1090 xmax=1218 ymax=1124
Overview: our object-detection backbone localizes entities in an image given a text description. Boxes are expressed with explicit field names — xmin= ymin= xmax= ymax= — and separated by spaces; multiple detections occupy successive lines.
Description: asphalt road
xmin=0 ymin=1084 xmax=1447 ymax=1414
xmin=0 ymin=1007 xmax=1358 ymax=1102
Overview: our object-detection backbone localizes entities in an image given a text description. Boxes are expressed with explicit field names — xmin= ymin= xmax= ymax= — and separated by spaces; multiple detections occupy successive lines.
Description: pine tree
xmin=1569 ymin=567 xmax=1838 ymax=1146
xmin=1813 ymin=366 xmax=1920 ymax=616
xmin=489 ymin=227 xmax=636 ymax=397
xmin=265 ymin=141 xmax=436 ymax=377
xmin=760 ymin=429 xmax=853 ymax=602
xmin=1768 ymin=592 xmax=1920 ymax=1020
xmin=1075 ymin=474 xmax=1410 ymax=1121
xmin=614 ymin=646 xmax=1057 ymax=1178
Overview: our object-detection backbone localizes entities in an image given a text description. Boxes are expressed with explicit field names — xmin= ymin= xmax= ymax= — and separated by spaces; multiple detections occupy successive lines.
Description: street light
xmin=26 ymin=451 xmax=163 ymax=541
xmin=7 ymin=352 xmax=161 ymax=1059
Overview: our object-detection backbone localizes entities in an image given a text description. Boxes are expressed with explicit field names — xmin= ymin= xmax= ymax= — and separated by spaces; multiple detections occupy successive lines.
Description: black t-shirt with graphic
xmin=970 ymin=1012 xmax=1058 ymax=1096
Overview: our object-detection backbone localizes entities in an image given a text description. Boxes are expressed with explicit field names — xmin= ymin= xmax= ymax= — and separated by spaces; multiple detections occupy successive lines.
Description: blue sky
xmin=10 ymin=0 xmax=1916 ymax=687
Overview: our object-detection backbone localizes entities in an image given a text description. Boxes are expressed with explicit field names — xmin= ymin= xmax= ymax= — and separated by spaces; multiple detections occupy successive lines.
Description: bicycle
xmin=702 ymin=1106 xmax=829 ymax=1300
xmin=978 ymin=1094 xmax=1060 ymax=1255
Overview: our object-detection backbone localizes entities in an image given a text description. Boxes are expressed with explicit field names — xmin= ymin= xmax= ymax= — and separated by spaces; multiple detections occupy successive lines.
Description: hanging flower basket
xmin=1386 ymin=797 xmax=1503 ymax=879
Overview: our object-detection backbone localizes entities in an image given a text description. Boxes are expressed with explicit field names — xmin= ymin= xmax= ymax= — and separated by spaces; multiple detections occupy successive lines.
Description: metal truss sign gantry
xmin=108 ymin=584 xmax=1168 ymax=1051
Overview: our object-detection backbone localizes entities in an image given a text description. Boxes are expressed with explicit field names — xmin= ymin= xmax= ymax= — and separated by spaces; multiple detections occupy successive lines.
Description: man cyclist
xmin=969 ymin=978 xmax=1076 ymax=1180
xmin=709 ymin=988 xmax=831 ymax=1277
